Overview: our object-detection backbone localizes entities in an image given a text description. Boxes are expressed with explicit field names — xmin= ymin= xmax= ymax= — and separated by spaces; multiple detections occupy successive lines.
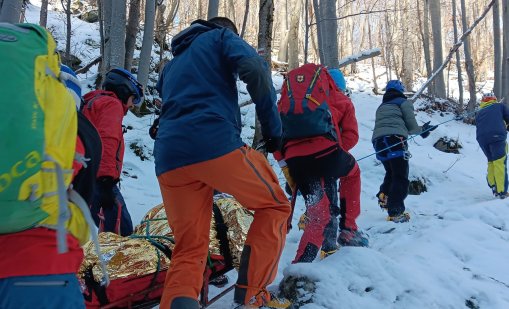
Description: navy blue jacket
xmin=476 ymin=101 xmax=509 ymax=145
xmin=154 ymin=20 xmax=281 ymax=176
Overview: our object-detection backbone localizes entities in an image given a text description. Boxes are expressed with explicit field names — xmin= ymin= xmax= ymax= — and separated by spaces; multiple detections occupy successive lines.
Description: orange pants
xmin=157 ymin=146 xmax=290 ymax=308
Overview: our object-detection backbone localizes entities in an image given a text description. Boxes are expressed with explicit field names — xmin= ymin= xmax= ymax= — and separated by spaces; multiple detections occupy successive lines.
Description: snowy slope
xmin=24 ymin=3 xmax=509 ymax=308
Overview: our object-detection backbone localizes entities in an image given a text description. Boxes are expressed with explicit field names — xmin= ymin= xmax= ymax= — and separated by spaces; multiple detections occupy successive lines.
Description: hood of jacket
xmin=171 ymin=20 xmax=223 ymax=56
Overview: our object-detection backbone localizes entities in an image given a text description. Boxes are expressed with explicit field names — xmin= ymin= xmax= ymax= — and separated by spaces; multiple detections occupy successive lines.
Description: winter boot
xmin=496 ymin=192 xmax=509 ymax=199
xmin=232 ymin=292 xmax=293 ymax=309
xmin=338 ymin=229 xmax=369 ymax=247
xmin=387 ymin=212 xmax=410 ymax=223
xmin=377 ymin=192 xmax=388 ymax=210
xmin=320 ymin=248 xmax=339 ymax=260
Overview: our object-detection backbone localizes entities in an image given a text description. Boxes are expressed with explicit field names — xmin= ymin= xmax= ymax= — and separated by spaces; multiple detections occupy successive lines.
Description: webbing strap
xmin=69 ymin=189 xmax=110 ymax=286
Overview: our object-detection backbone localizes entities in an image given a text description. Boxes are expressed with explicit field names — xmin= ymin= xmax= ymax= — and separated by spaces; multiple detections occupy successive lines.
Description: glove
xmin=263 ymin=136 xmax=282 ymax=153
xmin=149 ymin=117 xmax=160 ymax=140
xmin=421 ymin=121 xmax=437 ymax=139
xmin=281 ymin=166 xmax=297 ymax=193
xmin=97 ymin=176 xmax=117 ymax=207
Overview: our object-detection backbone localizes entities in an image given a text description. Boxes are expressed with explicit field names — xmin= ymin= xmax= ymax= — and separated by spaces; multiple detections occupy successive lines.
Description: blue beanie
xmin=386 ymin=80 xmax=405 ymax=93
xmin=329 ymin=68 xmax=347 ymax=92
xmin=60 ymin=65 xmax=82 ymax=109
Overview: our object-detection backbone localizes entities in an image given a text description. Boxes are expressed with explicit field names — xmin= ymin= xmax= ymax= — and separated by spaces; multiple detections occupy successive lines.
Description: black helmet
xmin=102 ymin=68 xmax=144 ymax=106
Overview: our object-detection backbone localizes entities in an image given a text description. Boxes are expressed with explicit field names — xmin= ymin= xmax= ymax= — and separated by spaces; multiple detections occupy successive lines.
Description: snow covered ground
xmin=24 ymin=3 xmax=509 ymax=308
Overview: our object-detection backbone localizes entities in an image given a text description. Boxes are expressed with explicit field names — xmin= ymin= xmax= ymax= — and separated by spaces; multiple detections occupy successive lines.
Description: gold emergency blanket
xmin=79 ymin=195 xmax=253 ymax=283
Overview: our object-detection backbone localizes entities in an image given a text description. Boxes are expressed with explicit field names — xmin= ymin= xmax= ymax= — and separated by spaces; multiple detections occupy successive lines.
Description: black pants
xmin=373 ymin=135 xmax=409 ymax=217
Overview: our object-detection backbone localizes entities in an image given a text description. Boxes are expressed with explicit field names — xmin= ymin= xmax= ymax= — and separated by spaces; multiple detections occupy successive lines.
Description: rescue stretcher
xmin=78 ymin=195 xmax=252 ymax=308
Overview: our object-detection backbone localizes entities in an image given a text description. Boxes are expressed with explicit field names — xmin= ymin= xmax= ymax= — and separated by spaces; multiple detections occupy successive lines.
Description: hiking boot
xmin=232 ymin=293 xmax=293 ymax=309
xmin=264 ymin=292 xmax=293 ymax=309
xmin=320 ymin=248 xmax=339 ymax=260
xmin=209 ymin=274 xmax=228 ymax=287
xmin=387 ymin=212 xmax=410 ymax=223
xmin=377 ymin=192 xmax=388 ymax=210
xmin=297 ymin=212 xmax=308 ymax=230
xmin=495 ymin=192 xmax=509 ymax=199
xmin=338 ymin=229 xmax=369 ymax=247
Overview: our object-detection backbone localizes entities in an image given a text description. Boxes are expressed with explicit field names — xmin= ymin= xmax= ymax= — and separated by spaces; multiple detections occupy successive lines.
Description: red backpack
xmin=278 ymin=63 xmax=338 ymax=141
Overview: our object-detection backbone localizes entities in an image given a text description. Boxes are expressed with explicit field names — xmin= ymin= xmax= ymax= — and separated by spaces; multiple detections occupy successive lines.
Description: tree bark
xmin=207 ymin=0 xmax=219 ymax=19
xmin=40 ymin=0 xmax=49 ymax=27
xmin=65 ymin=0 xmax=72 ymax=61
xmin=493 ymin=0 xmax=502 ymax=98
xmin=277 ymin=0 xmax=288 ymax=62
xmin=138 ymin=0 xmax=156 ymax=89
xmin=0 ymin=0 xmax=22 ymax=23
xmin=418 ymin=0 xmax=433 ymax=95
xmin=452 ymin=0 xmax=464 ymax=112
xmin=429 ymin=0 xmax=446 ymax=98
xmin=240 ymin=0 xmax=250 ymax=38
xmin=460 ymin=0 xmax=477 ymax=111
xmin=321 ymin=0 xmax=339 ymax=68
xmin=125 ymin=0 xmax=141 ymax=70
xmin=312 ymin=0 xmax=324 ymax=64
xmin=288 ymin=0 xmax=302 ymax=69
xmin=502 ymin=0 xmax=509 ymax=105
xmin=109 ymin=0 xmax=127 ymax=69
xmin=400 ymin=0 xmax=414 ymax=90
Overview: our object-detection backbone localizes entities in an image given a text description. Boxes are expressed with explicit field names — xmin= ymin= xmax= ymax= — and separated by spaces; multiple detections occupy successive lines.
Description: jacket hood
xmin=382 ymin=89 xmax=407 ymax=104
xmin=83 ymin=90 xmax=129 ymax=114
xmin=171 ymin=20 xmax=222 ymax=56
xmin=480 ymin=100 xmax=497 ymax=109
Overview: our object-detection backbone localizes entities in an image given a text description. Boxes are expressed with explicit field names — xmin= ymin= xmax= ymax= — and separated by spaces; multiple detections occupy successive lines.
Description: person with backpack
xmin=0 ymin=24 xmax=96 ymax=309
xmin=275 ymin=64 xmax=363 ymax=263
xmin=371 ymin=80 xmax=437 ymax=223
xmin=82 ymin=68 xmax=143 ymax=236
xmin=281 ymin=68 xmax=368 ymax=253
xmin=475 ymin=93 xmax=509 ymax=199
xmin=155 ymin=17 xmax=291 ymax=309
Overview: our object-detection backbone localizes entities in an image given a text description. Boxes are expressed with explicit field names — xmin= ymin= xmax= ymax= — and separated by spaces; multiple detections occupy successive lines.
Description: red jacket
xmin=276 ymin=88 xmax=359 ymax=161
xmin=82 ymin=90 xmax=128 ymax=180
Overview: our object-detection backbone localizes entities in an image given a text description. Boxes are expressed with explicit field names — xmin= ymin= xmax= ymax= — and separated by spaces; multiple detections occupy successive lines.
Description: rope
xmin=355 ymin=107 xmax=481 ymax=162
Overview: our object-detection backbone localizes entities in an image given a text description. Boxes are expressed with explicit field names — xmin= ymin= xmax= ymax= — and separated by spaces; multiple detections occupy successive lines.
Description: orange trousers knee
xmin=157 ymin=146 xmax=290 ymax=308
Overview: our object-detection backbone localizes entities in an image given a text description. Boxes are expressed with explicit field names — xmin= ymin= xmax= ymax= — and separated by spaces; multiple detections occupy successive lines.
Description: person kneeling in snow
xmin=475 ymin=93 xmax=509 ymax=199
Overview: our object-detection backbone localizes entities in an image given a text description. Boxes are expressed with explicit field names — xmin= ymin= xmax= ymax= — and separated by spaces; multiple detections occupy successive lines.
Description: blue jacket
xmin=154 ymin=20 xmax=281 ymax=176
xmin=476 ymin=101 xmax=509 ymax=145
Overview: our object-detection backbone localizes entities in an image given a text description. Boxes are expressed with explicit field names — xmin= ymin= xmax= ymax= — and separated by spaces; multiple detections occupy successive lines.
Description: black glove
xmin=149 ymin=117 xmax=160 ymax=140
xmin=421 ymin=121 xmax=437 ymax=139
xmin=97 ymin=176 xmax=117 ymax=207
xmin=263 ymin=136 xmax=282 ymax=153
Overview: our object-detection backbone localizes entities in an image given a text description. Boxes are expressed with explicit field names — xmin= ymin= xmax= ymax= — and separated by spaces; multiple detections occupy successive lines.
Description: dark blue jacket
xmin=476 ymin=101 xmax=509 ymax=145
xmin=154 ymin=20 xmax=281 ymax=176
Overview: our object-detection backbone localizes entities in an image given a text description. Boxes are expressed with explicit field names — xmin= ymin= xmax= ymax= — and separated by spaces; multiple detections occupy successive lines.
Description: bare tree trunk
xmin=502 ymin=0 xmax=509 ymax=105
xmin=109 ymin=0 xmax=127 ymax=69
xmin=125 ymin=0 xmax=141 ymax=70
xmin=452 ymin=0 xmax=464 ymax=112
xmin=400 ymin=0 xmax=414 ymax=90
xmin=367 ymin=14 xmax=378 ymax=93
xmin=321 ymin=0 xmax=338 ymax=68
xmin=207 ymin=0 xmax=219 ymax=19
xmin=288 ymin=0 xmax=302 ymax=70
xmin=240 ymin=0 xmax=250 ymax=38
xmin=493 ymin=0 xmax=502 ymax=98
xmin=101 ymin=0 xmax=113 ymax=73
xmin=418 ymin=0 xmax=433 ymax=95
xmin=40 ymin=0 xmax=49 ymax=27
xmin=138 ymin=0 xmax=156 ymax=88
xmin=0 ymin=0 xmax=22 ymax=23
xmin=304 ymin=0 xmax=310 ymax=63
xmin=253 ymin=0 xmax=274 ymax=152
xmin=65 ymin=0 xmax=72 ymax=60
xmin=312 ymin=0 xmax=324 ymax=64
xmin=460 ymin=0 xmax=477 ymax=111
xmin=277 ymin=0 xmax=288 ymax=62
xmin=429 ymin=0 xmax=446 ymax=98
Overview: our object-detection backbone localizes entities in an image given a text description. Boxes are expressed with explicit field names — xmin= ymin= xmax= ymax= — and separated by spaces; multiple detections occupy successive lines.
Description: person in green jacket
xmin=371 ymin=80 xmax=437 ymax=223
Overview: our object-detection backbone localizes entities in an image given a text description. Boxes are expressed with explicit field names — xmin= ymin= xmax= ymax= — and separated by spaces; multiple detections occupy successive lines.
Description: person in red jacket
xmin=276 ymin=65 xmax=367 ymax=263
xmin=82 ymin=68 xmax=143 ymax=236
xmin=327 ymin=68 xmax=367 ymax=248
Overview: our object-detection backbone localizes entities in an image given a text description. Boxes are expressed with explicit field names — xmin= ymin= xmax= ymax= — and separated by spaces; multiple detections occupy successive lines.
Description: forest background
xmin=0 ymin=0 xmax=506 ymax=140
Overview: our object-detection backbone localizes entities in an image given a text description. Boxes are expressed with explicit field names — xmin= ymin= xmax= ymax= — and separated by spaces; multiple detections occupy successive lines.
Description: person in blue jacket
xmin=476 ymin=93 xmax=509 ymax=199
xmin=154 ymin=17 xmax=291 ymax=309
